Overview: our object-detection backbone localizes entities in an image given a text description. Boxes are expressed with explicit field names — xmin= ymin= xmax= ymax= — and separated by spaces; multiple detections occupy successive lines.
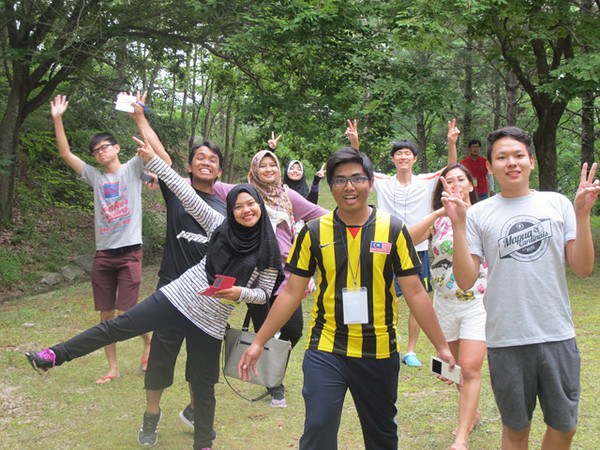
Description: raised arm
xmin=306 ymin=163 xmax=326 ymax=204
xmin=50 ymin=95 xmax=84 ymax=176
xmin=408 ymin=208 xmax=445 ymax=246
xmin=566 ymin=162 xmax=600 ymax=278
xmin=126 ymin=91 xmax=172 ymax=166
xmin=446 ymin=119 xmax=459 ymax=167
xmin=135 ymin=135 xmax=223 ymax=234
xmin=440 ymin=177 xmax=481 ymax=290
xmin=268 ymin=131 xmax=282 ymax=151
xmin=346 ymin=119 xmax=359 ymax=150
xmin=289 ymin=188 xmax=329 ymax=221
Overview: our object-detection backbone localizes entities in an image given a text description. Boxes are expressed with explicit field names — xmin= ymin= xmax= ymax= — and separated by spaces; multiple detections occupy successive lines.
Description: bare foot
xmin=453 ymin=411 xmax=482 ymax=436
xmin=96 ymin=370 xmax=120 ymax=384
xmin=451 ymin=441 xmax=468 ymax=450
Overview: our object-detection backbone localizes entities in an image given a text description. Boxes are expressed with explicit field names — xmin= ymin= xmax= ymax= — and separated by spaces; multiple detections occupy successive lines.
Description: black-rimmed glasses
xmin=331 ymin=176 xmax=369 ymax=188
xmin=91 ymin=143 xmax=114 ymax=155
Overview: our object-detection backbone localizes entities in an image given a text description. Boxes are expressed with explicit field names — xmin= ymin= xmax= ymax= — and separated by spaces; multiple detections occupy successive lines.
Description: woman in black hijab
xmin=25 ymin=141 xmax=282 ymax=450
xmin=283 ymin=160 xmax=325 ymax=205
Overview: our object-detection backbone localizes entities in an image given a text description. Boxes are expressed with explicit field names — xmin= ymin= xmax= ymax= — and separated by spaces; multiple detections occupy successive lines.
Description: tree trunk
xmin=532 ymin=103 xmax=564 ymax=191
xmin=223 ymin=100 xmax=232 ymax=178
xmin=416 ymin=112 xmax=428 ymax=173
xmin=0 ymin=97 xmax=21 ymax=228
xmin=182 ymin=55 xmax=190 ymax=123
xmin=201 ymin=82 xmax=214 ymax=139
xmin=188 ymin=47 xmax=199 ymax=150
xmin=463 ymin=62 xmax=473 ymax=143
xmin=505 ymin=69 xmax=518 ymax=127
xmin=492 ymin=77 xmax=502 ymax=131
xmin=581 ymin=90 xmax=596 ymax=167
xmin=227 ymin=117 xmax=239 ymax=183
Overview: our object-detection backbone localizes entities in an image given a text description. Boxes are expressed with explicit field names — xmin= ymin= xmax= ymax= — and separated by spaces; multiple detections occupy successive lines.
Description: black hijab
xmin=205 ymin=184 xmax=282 ymax=288
xmin=283 ymin=160 xmax=310 ymax=199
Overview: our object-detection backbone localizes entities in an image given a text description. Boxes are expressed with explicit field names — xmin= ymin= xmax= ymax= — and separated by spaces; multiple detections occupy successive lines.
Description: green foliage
xmin=0 ymin=249 xmax=22 ymax=289
xmin=15 ymin=129 xmax=94 ymax=213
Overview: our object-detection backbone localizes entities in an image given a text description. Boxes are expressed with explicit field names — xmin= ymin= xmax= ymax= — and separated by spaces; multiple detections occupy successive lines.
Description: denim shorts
xmin=394 ymin=250 xmax=432 ymax=296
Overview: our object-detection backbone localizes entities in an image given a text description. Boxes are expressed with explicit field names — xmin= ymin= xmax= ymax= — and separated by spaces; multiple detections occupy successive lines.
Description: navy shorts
xmin=394 ymin=250 xmax=432 ymax=296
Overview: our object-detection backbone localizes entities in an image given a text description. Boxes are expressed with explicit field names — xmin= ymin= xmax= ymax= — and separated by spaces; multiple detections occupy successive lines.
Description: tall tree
xmin=399 ymin=0 xmax=600 ymax=191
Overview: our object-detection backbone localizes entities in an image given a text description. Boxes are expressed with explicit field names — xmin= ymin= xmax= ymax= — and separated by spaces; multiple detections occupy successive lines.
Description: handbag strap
xmin=222 ymin=323 xmax=271 ymax=402
xmin=242 ymin=308 xmax=252 ymax=332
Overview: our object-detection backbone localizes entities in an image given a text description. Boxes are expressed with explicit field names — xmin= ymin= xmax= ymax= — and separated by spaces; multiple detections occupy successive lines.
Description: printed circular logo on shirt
xmin=497 ymin=215 xmax=552 ymax=263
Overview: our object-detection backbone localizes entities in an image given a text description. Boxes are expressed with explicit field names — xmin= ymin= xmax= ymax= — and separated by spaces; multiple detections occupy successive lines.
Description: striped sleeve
xmin=146 ymin=156 xmax=224 ymax=236
xmin=238 ymin=267 xmax=280 ymax=304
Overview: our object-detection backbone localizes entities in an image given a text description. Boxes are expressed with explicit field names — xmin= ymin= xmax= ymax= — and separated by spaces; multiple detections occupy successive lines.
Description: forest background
xmin=2 ymin=0 xmax=600 ymax=296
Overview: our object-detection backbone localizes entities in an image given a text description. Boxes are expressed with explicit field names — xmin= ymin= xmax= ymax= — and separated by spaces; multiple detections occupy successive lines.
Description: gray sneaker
xmin=179 ymin=403 xmax=194 ymax=429
xmin=138 ymin=409 xmax=161 ymax=446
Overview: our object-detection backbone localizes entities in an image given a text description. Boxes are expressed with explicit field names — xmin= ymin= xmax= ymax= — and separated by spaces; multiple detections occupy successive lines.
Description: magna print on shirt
xmin=498 ymin=215 xmax=552 ymax=262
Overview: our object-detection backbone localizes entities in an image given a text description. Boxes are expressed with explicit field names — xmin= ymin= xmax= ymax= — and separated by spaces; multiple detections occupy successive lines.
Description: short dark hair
xmin=486 ymin=127 xmax=533 ymax=162
xmin=88 ymin=132 xmax=118 ymax=153
xmin=187 ymin=141 xmax=223 ymax=181
xmin=467 ymin=139 xmax=481 ymax=148
xmin=326 ymin=147 xmax=374 ymax=185
xmin=189 ymin=141 xmax=223 ymax=168
xmin=432 ymin=164 xmax=479 ymax=211
xmin=391 ymin=139 xmax=418 ymax=157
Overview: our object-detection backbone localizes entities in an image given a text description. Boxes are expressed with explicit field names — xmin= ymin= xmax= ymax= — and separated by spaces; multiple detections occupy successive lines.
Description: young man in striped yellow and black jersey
xmin=239 ymin=147 xmax=455 ymax=449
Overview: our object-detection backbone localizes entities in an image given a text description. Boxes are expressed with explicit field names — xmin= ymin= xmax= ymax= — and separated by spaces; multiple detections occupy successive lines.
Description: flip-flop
xmin=96 ymin=375 xmax=119 ymax=385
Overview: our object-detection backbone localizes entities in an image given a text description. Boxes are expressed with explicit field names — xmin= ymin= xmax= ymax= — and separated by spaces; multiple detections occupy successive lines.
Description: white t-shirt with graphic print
xmin=466 ymin=190 xmax=577 ymax=348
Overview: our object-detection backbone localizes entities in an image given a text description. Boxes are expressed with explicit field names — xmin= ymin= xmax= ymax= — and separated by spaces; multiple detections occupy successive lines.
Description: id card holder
xmin=342 ymin=287 xmax=369 ymax=324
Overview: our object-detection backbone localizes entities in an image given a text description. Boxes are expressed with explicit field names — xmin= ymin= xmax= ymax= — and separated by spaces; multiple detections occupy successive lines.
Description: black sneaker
xmin=179 ymin=403 xmax=194 ymax=429
xmin=138 ymin=409 xmax=161 ymax=447
xmin=269 ymin=385 xmax=287 ymax=408
xmin=25 ymin=349 xmax=56 ymax=374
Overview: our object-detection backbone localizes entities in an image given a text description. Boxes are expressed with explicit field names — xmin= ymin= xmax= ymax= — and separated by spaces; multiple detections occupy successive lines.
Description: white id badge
xmin=342 ymin=287 xmax=369 ymax=324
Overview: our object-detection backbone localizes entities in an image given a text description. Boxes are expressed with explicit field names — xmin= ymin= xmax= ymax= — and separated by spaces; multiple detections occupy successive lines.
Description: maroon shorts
xmin=91 ymin=247 xmax=142 ymax=312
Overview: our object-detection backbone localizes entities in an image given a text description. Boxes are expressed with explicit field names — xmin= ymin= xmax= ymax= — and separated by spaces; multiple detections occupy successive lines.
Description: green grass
xmin=2 ymin=267 xmax=600 ymax=448
xmin=2 ymin=187 xmax=600 ymax=448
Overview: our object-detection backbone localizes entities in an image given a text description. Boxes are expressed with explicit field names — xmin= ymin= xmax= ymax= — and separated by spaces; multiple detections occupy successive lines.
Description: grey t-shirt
xmin=466 ymin=191 xmax=577 ymax=348
xmin=81 ymin=156 xmax=144 ymax=251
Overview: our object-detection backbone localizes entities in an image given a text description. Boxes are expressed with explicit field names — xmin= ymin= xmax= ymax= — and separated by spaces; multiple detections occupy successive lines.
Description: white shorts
xmin=433 ymin=294 xmax=486 ymax=342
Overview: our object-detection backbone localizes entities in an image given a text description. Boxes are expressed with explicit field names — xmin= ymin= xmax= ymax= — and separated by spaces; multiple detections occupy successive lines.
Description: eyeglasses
xmin=331 ymin=176 xmax=369 ymax=188
xmin=91 ymin=143 xmax=114 ymax=155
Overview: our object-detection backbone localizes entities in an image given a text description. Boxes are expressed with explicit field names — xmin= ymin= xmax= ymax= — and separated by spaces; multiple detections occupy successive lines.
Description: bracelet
xmin=136 ymin=102 xmax=149 ymax=114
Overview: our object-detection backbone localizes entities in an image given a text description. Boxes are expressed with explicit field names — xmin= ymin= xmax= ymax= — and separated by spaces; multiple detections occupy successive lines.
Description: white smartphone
xmin=430 ymin=356 xmax=462 ymax=384
xmin=115 ymin=93 xmax=136 ymax=113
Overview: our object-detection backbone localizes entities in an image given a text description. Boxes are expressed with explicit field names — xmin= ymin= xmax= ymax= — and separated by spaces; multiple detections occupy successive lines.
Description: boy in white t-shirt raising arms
xmin=443 ymin=126 xmax=599 ymax=449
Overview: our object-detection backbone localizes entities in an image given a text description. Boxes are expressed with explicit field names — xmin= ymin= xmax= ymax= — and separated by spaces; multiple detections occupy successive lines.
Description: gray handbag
xmin=222 ymin=310 xmax=292 ymax=401
xmin=223 ymin=327 xmax=291 ymax=388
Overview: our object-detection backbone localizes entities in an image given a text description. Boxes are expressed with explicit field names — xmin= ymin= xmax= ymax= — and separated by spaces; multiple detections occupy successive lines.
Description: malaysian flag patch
xmin=370 ymin=241 xmax=392 ymax=254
